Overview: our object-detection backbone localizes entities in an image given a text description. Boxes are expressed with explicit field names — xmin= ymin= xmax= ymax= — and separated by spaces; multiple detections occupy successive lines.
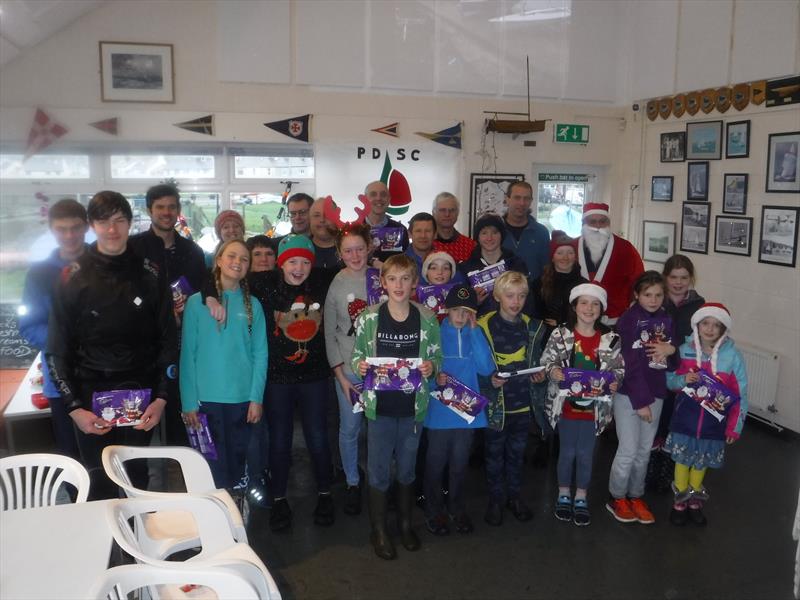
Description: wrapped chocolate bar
xmin=371 ymin=227 xmax=405 ymax=253
xmin=416 ymin=282 xmax=455 ymax=317
xmin=557 ymin=368 xmax=615 ymax=405
xmin=185 ymin=412 xmax=218 ymax=460
xmin=348 ymin=382 xmax=365 ymax=414
xmin=431 ymin=374 xmax=489 ymax=424
xmin=630 ymin=316 xmax=673 ymax=369
xmin=170 ymin=276 xmax=194 ymax=303
xmin=681 ymin=369 xmax=739 ymax=422
xmin=92 ymin=389 xmax=151 ymax=427
xmin=366 ymin=268 xmax=388 ymax=305
xmin=467 ymin=261 xmax=507 ymax=293
xmin=364 ymin=357 xmax=423 ymax=394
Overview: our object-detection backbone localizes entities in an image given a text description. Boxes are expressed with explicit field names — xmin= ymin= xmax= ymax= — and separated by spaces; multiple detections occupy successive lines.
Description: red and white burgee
xmin=25 ymin=108 xmax=68 ymax=160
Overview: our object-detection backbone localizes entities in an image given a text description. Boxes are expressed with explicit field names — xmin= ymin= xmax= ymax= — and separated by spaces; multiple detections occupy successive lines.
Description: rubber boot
xmin=397 ymin=483 xmax=421 ymax=552
xmin=368 ymin=487 xmax=396 ymax=560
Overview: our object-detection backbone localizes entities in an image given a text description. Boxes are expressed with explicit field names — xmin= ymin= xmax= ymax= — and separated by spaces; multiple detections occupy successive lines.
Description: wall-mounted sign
xmin=539 ymin=173 xmax=589 ymax=183
xmin=554 ymin=123 xmax=589 ymax=144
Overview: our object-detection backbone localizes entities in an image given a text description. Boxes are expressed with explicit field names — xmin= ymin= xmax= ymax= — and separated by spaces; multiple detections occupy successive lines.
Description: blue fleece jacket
xmin=180 ymin=289 xmax=267 ymax=412
xmin=424 ymin=319 xmax=496 ymax=429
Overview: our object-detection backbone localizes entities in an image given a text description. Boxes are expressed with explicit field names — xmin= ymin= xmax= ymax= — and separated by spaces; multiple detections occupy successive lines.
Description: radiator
xmin=737 ymin=342 xmax=782 ymax=431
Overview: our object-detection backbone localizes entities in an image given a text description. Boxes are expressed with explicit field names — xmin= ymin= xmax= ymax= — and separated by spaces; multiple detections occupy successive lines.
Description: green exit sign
xmin=554 ymin=123 xmax=589 ymax=144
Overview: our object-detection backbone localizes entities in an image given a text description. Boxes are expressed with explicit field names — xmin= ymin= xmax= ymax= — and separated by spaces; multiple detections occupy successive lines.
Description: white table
xmin=2 ymin=353 xmax=51 ymax=453
xmin=0 ymin=499 xmax=116 ymax=600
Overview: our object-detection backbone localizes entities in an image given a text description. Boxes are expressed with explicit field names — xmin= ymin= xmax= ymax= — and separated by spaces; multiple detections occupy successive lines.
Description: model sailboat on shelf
xmin=484 ymin=56 xmax=547 ymax=136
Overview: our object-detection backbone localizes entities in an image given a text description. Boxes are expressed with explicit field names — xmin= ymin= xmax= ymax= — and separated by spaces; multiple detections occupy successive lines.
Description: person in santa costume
xmin=574 ymin=203 xmax=644 ymax=324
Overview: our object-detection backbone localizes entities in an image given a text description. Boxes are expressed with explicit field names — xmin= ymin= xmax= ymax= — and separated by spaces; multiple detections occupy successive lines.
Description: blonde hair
xmin=380 ymin=253 xmax=418 ymax=282
xmin=213 ymin=239 xmax=253 ymax=333
xmin=493 ymin=270 xmax=528 ymax=300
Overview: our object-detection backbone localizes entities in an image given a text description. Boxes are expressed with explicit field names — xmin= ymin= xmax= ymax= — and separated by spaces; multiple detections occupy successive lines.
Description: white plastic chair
xmin=0 ymin=453 xmax=90 ymax=510
xmin=90 ymin=563 xmax=261 ymax=600
xmin=101 ymin=445 xmax=247 ymax=559
xmin=106 ymin=496 xmax=281 ymax=599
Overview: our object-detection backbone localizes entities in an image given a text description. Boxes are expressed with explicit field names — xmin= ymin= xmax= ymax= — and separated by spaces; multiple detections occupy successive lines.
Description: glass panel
xmin=0 ymin=154 xmax=90 ymax=179
xmin=536 ymin=181 xmax=585 ymax=237
xmin=109 ymin=155 xmax=215 ymax=179
xmin=231 ymin=192 xmax=287 ymax=238
xmin=233 ymin=155 xmax=314 ymax=179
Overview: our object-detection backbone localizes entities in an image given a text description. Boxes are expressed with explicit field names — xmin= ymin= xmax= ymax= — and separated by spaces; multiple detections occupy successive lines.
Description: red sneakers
xmin=628 ymin=497 xmax=656 ymax=524
xmin=605 ymin=497 xmax=637 ymax=523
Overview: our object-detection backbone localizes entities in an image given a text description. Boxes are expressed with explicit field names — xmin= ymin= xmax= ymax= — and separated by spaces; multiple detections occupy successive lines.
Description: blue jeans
xmin=201 ymin=402 xmax=251 ymax=490
xmin=609 ymin=393 xmax=663 ymax=499
xmin=367 ymin=415 xmax=421 ymax=492
xmin=266 ymin=380 xmax=332 ymax=498
xmin=246 ymin=385 xmax=270 ymax=482
xmin=46 ymin=395 xmax=80 ymax=460
xmin=485 ymin=412 xmax=530 ymax=502
xmin=424 ymin=428 xmax=473 ymax=518
xmin=557 ymin=418 xmax=597 ymax=490
xmin=334 ymin=373 xmax=364 ymax=487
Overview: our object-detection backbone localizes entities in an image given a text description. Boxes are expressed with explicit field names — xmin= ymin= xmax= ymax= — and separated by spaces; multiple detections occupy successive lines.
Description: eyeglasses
xmin=288 ymin=208 xmax=309 ymax=218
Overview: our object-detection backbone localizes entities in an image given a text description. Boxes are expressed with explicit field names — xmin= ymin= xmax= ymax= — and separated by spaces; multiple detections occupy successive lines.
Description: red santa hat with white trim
xmin=582 ymin=203 xmax=610 ymax=220
xmin=690 ymin=302 xmax=732 ymax=374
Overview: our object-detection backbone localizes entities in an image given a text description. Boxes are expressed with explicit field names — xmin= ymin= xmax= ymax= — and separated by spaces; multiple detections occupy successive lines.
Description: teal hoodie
xmin=180 ymin=288 xmax=267 ymax=412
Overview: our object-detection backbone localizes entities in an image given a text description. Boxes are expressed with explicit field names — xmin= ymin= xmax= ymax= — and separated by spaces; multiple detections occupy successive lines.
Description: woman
xmin=531 ymin=233 xmax=587 ymax=335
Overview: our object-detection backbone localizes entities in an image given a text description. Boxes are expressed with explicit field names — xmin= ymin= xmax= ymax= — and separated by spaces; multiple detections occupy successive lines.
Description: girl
xmin=541 ymin=283 xmax=623 ymax=526
xmin=607 ymin=271 xmax=677 ymax=525
xmin=422 ymin=251 xmax=456 ymax=286
xmin=180 ymin=239 xmax=267 ymax=492
xmin=323 ymin=223 xmax=372 ymax=516
xmin=665 ymin=303 xmax=747 ymax=526
xmin=458 ymin=214 xmax=528 ymax=317
xmin=532 ymin=234 xmax=587 ymax=333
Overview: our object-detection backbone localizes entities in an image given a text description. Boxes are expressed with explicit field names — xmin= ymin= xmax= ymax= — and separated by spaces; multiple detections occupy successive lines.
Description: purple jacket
xmin=617 ymin=303 xmax=678 ymax=409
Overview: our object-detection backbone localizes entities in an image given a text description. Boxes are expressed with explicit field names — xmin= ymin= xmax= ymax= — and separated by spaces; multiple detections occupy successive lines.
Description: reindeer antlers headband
xmin=322 ymin=195 xmax=369 ymax=229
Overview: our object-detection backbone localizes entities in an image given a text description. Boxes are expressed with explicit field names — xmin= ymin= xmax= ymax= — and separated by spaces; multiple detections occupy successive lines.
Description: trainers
xmin=554 ymin=495 xmax=573 ymax=522
xmin=628 ymin=497 xmax=655 ymax=525
xmin=452 ymin=513 xmax=474 ymax=534
xmin=605 ymin=497 xmax=637 ymax=523
xmin=343 ymin=484 xmax=361 ymax=516
xmin=425 ymin=514 xmax=450 ymax=536
xmin=270 ymin=497 xmax=292 ymax=532
xmin=484 ymin=501 xmax=503 ymax=526
xmin=506 ymin=498 xmax=533 ymax=522
xmin=313 ymin=492 xmax=335 ymax=526
xmin=572 ymin=498 xmax=591 ymax=527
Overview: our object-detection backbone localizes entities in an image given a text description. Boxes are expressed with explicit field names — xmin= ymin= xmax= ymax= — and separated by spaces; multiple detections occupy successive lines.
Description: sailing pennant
xmin=25 ymin=108 xmax=68 ymax=160
xmin=414 ymin=123 xmax=462 ymax=149
xmin=89 ymin=118 xmax=119 ymax=136
xmin=264 ymin=114 xmax=311 ymax=142
xmin=174 ymin=115 xmax=214 ymax=136
xmin=371 ymin=122 xmax=399 ymax=138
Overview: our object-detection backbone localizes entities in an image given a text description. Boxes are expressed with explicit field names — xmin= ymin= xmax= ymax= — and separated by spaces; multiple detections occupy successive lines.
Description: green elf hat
xmin=277 ymin=234 xmax=315 ymax=268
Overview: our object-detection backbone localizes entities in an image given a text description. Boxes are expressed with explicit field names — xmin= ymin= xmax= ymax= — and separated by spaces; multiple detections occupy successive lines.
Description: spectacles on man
xmin=288 ymin=208 xmax=309 ymax=219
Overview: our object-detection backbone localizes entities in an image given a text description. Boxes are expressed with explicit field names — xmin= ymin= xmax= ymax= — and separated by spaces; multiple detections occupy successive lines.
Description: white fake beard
xmin=582 ymin=225 xmax=611 ymax=264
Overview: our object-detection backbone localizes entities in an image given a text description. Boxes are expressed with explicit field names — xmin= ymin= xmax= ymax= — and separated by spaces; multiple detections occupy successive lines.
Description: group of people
xmin=20 ymin=178 xmax=748 ymax=562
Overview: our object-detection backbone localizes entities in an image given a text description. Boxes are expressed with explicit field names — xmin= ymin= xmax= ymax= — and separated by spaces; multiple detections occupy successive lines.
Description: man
xmin=19 ymin=198 xmax=89 ymax=460
xmin=405 ymin=212 xmax=436 ymax=275
xmin=501 ymin=181 xmax=550 ymax=281
xmin=46 ymin=191 xmax=178 ymax=499
xmin=309 ymin=197 xmax=342 ymax=269
xmin=128 ymin=183 xmax=206 ymax=304
xmin=286 ymin=192 xmax=314 ymax=237
xmin=363 ymin=180 xmax=409 ymax=266
xmin=574 ymin=202 xmax=644 ymax=324
xmin=431 ymin=192 xmax=476 ymax=263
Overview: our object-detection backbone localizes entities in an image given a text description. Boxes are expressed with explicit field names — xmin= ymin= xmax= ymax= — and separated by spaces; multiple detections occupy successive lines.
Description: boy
xmin=352 ymin=254 xmax=442 ymax=560
xmin=423 ymin=284 xmax=496 ymax=535
xmin=19 ymin=198 xmax=89 ymax=459
xmin=477 ymin=271 xmax=547 ymax=526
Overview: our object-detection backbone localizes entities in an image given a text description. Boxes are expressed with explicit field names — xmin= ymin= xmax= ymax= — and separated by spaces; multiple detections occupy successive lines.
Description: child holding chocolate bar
xmin=541 ymin=283 xmax=623 ymax=526
xmin=477 ymin=271 xmax=547 ymax=527
xmin=181 ymin=239 xmax=267 ymax=493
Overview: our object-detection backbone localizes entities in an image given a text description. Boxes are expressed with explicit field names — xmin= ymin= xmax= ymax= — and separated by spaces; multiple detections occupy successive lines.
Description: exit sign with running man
xmin=554 ymin=123 xmax=590 ymax=144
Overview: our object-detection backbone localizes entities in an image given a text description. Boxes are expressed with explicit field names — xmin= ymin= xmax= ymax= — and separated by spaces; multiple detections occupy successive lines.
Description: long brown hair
xmin=213 ymin=239 xmax=253 ymax=333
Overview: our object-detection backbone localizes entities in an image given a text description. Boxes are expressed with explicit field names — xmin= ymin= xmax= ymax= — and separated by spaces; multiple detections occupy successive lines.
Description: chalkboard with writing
xmin=0 ymin=304 xmax=36 ymax=369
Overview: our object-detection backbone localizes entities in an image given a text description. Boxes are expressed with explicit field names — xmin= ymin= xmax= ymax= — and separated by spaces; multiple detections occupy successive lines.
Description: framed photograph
xmin=686 ymin=120 xmax=723 ymax=160
xmin=641 ymin=220 xmax=676 ymax=263
xmin=759 ymin=206 xmax=799 ymax=267
xmin=725 ymin=120 xmax=750 ymax=158
xmin=715 ymin=216 xmax=753 ymax=256
xmin=651 ymin=176 xmax=673 ymax=202
xmin=722 ymin=174 xmax=748 ymax=214
xmin=100 ymin=41 xmax=175 ymax=103
xmin=660 ymin=132 xmax=686 ymax=162
xmin=765 ymin=131 xmax=800 ymax=193
xmin=687 ymin=162 xmax=709 ymax=201
xmin=469 ymin=173 xmax=525 ymax=232
xmin=680 ymin=202 xmax=710 ymax=254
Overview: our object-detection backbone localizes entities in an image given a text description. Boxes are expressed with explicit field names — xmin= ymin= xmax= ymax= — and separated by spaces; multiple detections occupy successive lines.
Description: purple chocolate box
xmin=364 ymin=358 xmax=423 ymax=394
xmin=92 ymin=389 xmax=151 ymax=427
xmin=432 ymin=374 xmax=489 ymax=423
xmin=417 ymin=282 xmax=455 ymax=315
xmin=467 ymin=261 xmax=507 ymax=293
xmin=185 ymin=412 xmax=218 ymax=460
xmin=558 ymin=369 xmax=615 ymax=403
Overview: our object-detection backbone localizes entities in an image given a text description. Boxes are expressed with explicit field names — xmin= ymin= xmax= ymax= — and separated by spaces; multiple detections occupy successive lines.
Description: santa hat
xmin=582 ymin=203 xmax=610 ymax=220
xmin=214 ymin=210 xmax=244 ymax=239
xmin=422 ymin=251 xmax=456 ymax=281
xmin=690 ymin=302 xmax=732 ymax=374
xmin=569 ymin=283 xmax=607 ymax=311
xmin=277 ymin=234 xmax=315 ymax=267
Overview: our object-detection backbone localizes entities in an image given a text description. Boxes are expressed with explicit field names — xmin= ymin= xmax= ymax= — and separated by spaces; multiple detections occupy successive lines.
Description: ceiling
xmin=0 ymin=0 xmax=103 ymax=66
